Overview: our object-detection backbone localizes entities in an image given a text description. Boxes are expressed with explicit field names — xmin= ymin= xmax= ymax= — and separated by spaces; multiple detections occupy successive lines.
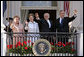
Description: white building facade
xmin=1 ymin=1 xmax=83 ymax=56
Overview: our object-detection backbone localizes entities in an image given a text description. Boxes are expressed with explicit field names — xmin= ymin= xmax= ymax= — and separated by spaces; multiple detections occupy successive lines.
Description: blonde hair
xmin=28 ymin=13 xmax=34 ymax=18
xmin=13 ymin=16 xmax=20 ymax=20
xmin=13 ymin=16 xmax=20 ymax=23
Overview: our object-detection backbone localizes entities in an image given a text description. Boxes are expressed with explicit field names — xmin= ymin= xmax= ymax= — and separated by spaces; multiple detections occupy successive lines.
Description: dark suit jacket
xmin=4 ymin=26 xmax=12 ymax=32
xmin=4 ymin=25 xmax=13 ymax=36
xmin=35 ymin=19 xmax=53 ymax=32
xmin=54 ymin=15 xmax=77 ymax=32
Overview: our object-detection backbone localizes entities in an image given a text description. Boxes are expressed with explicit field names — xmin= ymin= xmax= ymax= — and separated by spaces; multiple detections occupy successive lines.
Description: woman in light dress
xmin=25 ymin=14 xmax=40 ymax=46
xmin=10 ymin=16 xmax=24 ymax=48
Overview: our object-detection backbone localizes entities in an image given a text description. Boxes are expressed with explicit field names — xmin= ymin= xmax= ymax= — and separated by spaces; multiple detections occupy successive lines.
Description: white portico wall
xmin=10 ymin=1 xmax=21 ymax=18
xmin=2 ymin=1 xmax=83 ymax=56
xmin=1 ymin=1 xmax=6 ymax=56
xmin=69 ymin=1 xmax=83 ymax=56
xmin=3 ymin=1 xmax=21 ymax=25
xmin=2 ymin=1 xmax=22 ymax=56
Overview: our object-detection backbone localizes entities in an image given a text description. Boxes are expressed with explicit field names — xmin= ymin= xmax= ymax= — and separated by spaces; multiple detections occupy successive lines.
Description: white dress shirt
xmin=59 ymin=18 xmax=63 ymax=24
xmin=46 ymin=19 xmax=51 ymax=28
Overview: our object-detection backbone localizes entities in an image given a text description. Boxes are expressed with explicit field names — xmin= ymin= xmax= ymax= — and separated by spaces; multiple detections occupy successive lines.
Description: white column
xmin=69 ymin=1 xmax=81 ymax=27
xmin=69 ymin=1 xmax=83 ymax=56
xmin=77 ymin=1 xmax=83 ymax=55
xmin=78 ymin=33 xmax=83 ymax=56
xmin=11 ymin=1 xmax=21 ymax=18
xmin=1 ymin=1 xmax=7 ymax=56
xmin=3 ymin=1 xmax=22 ymax=25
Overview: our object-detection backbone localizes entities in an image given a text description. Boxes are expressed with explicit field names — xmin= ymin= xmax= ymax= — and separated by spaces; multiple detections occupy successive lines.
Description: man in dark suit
xmin=54 ymin=10 xmax=77 ymax=43
xmin=35 ymin=13 xmax=53 ymax=42
xmin=34 ymin=12 xmax=41 ymax=32
xmin=4 ymin=17 xmax=13 ymax=32
xmin=35 ymin=13 xmax=53 ymax=32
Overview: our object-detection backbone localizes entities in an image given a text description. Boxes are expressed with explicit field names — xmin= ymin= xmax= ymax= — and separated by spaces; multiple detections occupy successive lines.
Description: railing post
xmin=77 ymin=33 xmax=83 ymax=56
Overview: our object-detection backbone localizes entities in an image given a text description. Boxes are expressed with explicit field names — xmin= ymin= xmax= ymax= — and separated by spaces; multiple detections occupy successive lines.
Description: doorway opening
xmin=28 ymin=10 xmax=56 ymax=24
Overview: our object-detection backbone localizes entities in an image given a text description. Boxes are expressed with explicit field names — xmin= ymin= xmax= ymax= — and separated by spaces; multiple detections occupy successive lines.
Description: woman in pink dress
xmin=10 ymin=16 xmax=24 ymax=48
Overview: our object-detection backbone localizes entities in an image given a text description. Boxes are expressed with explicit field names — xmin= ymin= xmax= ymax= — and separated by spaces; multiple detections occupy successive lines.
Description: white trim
xmin=21 ymin=6 xmax=58 ymax=10
xmin=20 ymin=1 xmax=59 ymax=19
xmin=20 ymin=4 xmax=59 ymax=22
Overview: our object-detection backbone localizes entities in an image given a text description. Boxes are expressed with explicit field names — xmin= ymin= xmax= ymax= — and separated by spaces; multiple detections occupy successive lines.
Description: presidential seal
xmin=32 ymin=39 xmax=51 ymax=56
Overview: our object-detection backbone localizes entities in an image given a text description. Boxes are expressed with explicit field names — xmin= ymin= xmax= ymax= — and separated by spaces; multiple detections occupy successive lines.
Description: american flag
xmin=64 ymin=1 xmax=70 ymax=17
